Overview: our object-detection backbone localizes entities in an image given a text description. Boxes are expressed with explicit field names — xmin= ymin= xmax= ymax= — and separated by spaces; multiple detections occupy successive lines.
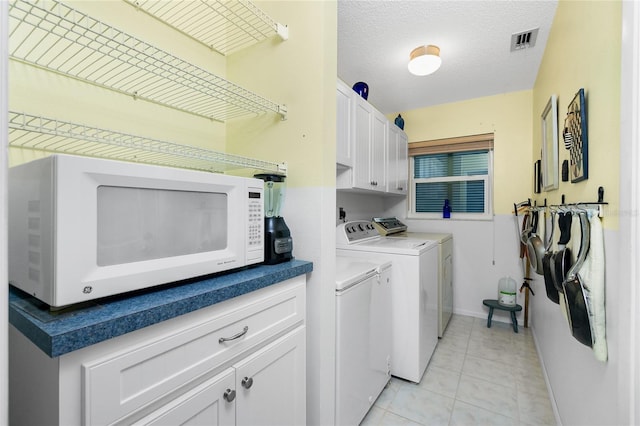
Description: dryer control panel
xmin=372 ymin=217 xmax=407 ymax=236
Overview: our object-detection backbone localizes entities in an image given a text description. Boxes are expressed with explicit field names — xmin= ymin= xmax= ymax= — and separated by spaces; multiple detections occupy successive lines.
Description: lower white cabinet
xmin=132 ymin=368 xmax=236 ymax=426
xmin=9 ymin=276 xmax=306 ymax=426
xmin=234 ymin=327 xmax=305 ymax=426
xmin=133 ymin=328 xmax=305 ymax=426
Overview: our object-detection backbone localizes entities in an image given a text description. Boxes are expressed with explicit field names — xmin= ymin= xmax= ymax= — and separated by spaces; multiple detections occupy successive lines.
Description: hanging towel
xmin=578 ymin=212 xmax=607 ymax=361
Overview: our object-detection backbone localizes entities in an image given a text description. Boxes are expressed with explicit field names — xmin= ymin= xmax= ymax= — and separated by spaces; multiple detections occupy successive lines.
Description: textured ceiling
xmin=338 ymin=0 xmax=558 ymax=114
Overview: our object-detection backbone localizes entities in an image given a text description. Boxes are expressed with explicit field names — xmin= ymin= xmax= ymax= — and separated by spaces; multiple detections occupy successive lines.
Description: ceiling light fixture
xmin=408 ymin=45 xmax=441 ymax=76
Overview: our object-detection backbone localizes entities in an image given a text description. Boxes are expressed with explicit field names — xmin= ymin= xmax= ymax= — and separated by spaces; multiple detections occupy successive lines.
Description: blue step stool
xmin=482 ymin=299 xmax=523 ymax=333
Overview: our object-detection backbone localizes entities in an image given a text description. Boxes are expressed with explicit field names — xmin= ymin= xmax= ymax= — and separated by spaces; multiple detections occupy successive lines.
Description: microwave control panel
xmin=248 ymin=191 xmax=263 ymax=248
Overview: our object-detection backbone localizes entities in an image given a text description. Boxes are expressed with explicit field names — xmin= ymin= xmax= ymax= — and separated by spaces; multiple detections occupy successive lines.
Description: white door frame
xmin=620 ymin=1 xmax=640 ymax=424
xmin=1 ymin=0 xmax=9 ymax=424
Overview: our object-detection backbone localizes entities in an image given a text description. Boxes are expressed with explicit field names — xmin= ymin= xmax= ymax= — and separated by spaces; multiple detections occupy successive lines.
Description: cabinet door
xmin=336 ymin=80 xmax=354 ymax=167
xmin=132 ymin=368 xmax=236 ymax=426
xmin=235 ymin=327 xmax=306 ymax=426
xmin=352 ymin=96 xmax=374 ymax=190
xmin=387 ymin=125 xmax=408 ymax=195
xmin=370 ymin=109 xmax=388 ymax=192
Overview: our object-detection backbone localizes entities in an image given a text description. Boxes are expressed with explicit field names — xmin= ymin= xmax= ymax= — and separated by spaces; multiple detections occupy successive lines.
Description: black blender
xmin=254 ymin=174 xmax=293 ymax=264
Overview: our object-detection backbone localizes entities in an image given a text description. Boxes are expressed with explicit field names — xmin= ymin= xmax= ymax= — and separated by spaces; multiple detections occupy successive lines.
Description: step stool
xmin=482 ymin=299 xmax=523 ymax=333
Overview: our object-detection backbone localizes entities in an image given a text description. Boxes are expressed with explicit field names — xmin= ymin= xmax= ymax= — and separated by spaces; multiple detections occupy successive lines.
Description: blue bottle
xmin=443 ymin=199 xmax=451 ymax=218
xmin=394 ymin=114 xmax=404 ymax=130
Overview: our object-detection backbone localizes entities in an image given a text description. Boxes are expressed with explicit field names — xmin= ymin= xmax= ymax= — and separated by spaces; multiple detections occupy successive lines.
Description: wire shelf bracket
xmin=126 ymin=0 xmax=288 ymax=55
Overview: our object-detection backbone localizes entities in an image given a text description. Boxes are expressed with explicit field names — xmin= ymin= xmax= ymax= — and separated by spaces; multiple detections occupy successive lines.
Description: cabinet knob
xmin=241 ymin=376 xmax=254 ymax=389
xmin=223 ymin=389 xmax=236 ymax=402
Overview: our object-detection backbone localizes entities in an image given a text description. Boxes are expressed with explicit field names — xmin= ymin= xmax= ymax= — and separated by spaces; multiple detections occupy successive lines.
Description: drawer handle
xmin=218 ymin=326 xmax=249 ymax=344
xmin=223 ymin=389 xmax=236 ymax=402
xmin=241 ymin=376 xmax=254 ymax=389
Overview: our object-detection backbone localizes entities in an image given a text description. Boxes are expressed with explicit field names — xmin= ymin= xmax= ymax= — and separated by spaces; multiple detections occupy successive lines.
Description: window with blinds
xmin=409 ymin=134 xmax=493 ymax=219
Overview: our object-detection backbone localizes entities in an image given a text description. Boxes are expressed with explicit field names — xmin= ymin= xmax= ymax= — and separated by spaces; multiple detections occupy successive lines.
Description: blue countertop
xmin=9 ymin=259 xmax=313 ymax=358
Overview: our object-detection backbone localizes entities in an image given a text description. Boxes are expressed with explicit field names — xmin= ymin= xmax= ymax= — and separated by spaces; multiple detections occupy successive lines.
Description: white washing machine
xmin=388 ymin=232 xmax=453 ymax=337
xmin=335 ymin=256 xmax=392 ymax=426
xmin=336 ymin=220 xmax=439 ymax=383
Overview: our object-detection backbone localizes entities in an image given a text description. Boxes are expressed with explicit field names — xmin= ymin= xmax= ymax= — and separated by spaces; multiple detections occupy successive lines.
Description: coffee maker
xmin=254 ymin=174 xmax=293 ymax=264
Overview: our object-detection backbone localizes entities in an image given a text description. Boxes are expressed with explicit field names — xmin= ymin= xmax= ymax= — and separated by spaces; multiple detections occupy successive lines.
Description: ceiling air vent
xmin=510 ymin=28 xmax=539 ymax=52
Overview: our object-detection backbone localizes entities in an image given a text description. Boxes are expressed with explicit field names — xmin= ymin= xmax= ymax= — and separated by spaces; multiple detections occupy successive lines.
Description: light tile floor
xmin=361 ymin=314 xmax=556 ymax=426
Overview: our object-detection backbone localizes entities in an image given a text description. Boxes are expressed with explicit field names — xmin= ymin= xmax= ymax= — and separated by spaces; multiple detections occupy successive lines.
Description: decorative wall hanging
xmin=541 ymin=95 xmax=559 ymax=191
xmin=565 ymin=88 xmax=588 ymax=183
xmin=534 ymin=159 xmax=541 ymax=193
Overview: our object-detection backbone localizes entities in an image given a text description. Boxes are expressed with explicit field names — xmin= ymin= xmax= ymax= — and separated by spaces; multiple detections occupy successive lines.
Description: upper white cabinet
xmin=352 ymin=95 xmax=387 ymax=192
xmin=337 ymin=80 xmax=406 ymax=196
xmin=336 ymin=80 xmax=354 ymax=167
xmin=387 ymin=123 xmax=408 ymax=195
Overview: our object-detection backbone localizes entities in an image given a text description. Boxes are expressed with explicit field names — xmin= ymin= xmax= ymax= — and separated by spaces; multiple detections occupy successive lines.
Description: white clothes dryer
xmin=336 ymin=221 xmax=439 ymax=383
xmin=335 ymin=256 xmax=392 ymax=426
xmin=388 ymin=232 xmax=453 ymax=337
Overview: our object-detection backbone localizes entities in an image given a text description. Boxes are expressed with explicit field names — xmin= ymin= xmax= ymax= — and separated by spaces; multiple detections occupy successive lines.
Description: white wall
xmin=612 ymin=0 xmax=640 ymax=422
xmin=529 ymin=230 xmax=620 ymax=425
xmin=285 ymin=187 xmax=337 ymax=425
xmin=337 ymin=192 xmax=527 ymax=324
xmin=336 ymin=191 xmax=386 ymax=224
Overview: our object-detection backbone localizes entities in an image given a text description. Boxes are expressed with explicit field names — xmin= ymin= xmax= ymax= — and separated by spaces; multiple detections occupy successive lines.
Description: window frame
xmin=407 ymin=138 xmax=494 ymax=221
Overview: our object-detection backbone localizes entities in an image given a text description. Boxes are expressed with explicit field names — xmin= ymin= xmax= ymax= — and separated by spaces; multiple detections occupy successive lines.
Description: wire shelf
xmin=125 ymin=0 xmax=288 ymax=55
xmin=8 ymin=111 xmax=287 ymax=175
xmin=8 ymin=0 xmax=287 ymax=121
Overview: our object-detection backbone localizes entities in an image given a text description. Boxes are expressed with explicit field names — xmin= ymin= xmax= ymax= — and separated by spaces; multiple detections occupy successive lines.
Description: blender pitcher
xmin=254 ymin=174 xmax=293 ymax=264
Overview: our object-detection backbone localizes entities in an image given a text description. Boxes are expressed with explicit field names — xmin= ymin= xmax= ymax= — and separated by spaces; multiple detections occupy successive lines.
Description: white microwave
xmin=8 ymin=155 xmax=264 ymax=308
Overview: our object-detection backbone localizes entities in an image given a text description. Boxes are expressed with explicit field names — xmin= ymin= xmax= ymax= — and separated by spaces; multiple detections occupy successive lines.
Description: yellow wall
xmin=226 ymin=1 xmax=337 ymax=189
xmin=396 ymin=90 xmax=533 ymax=215
xmin=533 ymin=0 xmax=621 ymax=229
